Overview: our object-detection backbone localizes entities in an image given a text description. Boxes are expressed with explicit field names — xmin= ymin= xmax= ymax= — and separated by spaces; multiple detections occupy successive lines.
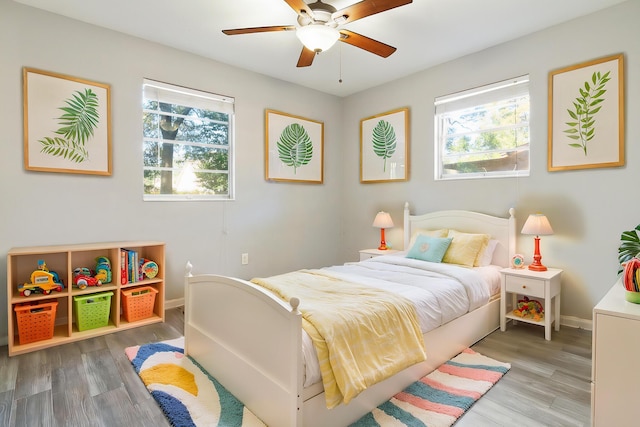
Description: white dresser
xmin=591 ymin=280 xmax=640 ymax=426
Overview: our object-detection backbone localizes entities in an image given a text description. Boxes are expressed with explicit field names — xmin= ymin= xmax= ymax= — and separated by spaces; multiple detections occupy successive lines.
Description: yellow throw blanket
xmin=251 ymin=269 xmax=426 ymax=408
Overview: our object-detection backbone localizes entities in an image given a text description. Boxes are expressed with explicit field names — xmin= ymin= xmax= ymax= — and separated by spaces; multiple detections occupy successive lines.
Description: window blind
xmin=435 ymin=75 xmax=529 ymax=115
xmin=143 ymin=79 xmax=234 ymax=114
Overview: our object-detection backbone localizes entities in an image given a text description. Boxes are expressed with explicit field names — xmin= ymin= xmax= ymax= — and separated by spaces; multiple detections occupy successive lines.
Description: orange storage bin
xmin=14 ymin=300 xmax=58 ymax=345
xmin=121 ymin=286 xmax=158 ymax=322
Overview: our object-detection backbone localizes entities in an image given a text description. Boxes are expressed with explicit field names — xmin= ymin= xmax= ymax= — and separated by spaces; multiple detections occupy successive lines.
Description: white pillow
xmin=478 ymin=239 xmax=499 ymax=266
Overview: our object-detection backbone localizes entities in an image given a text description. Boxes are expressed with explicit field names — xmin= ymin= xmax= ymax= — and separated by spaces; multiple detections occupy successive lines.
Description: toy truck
xmin=18 ymin=269 xmax=64 ymax=297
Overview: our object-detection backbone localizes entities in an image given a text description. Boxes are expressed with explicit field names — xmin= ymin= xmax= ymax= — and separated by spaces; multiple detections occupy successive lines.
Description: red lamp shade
xmin=521 ymin=213 xmax=554 ymax=271
xmin=372 ymin=211 xmax=394 ymax=250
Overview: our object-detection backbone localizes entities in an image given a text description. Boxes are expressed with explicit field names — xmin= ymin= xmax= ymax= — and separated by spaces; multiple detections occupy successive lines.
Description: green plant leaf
xmin=563 ymin=70 xmax=610 ymax=156
xmin=618 ymin=225 xmax=640 ymax=274
xmin=39 ymin=136 xmax=89 ymax=163
xmin=277 ymin=123 xmax=313 ymax=174
xmin=371 ymin=120 xmax=396 ymax=172
xmin=54 ymin=88 xmax=100 ymax=146
xmin=38 ymin=88 xmax=101 ymax=164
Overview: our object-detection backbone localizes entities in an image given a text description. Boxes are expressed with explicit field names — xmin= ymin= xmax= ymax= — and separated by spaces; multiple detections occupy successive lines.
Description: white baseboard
xmin=165 ymin=297 xmax=184 ymax=309
xmin=560 ymin=315 xmax=593 ymax=331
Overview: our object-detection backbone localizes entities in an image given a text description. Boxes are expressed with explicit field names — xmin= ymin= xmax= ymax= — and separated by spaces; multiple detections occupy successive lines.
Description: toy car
xmin=19 ymin=269 xmax=64 ymax=297
xmin=73 ymin=267 xmax=102 ymax=290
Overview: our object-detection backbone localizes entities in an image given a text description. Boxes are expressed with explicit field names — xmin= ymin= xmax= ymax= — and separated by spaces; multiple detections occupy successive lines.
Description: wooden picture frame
xmin=265 ymin=109 xmax=324 ymax=183
xmin=548 ymin=54 xmax=624 ymax=171
xmin=360 ymin=107 xmax=409 ymax=183
xmin=23 ymin=68 xmax=112 ymax=175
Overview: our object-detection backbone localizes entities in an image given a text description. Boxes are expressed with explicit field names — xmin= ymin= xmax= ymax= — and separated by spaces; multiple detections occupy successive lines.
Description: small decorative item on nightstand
xmin=511 ymin=254 xmax=525 ymax=269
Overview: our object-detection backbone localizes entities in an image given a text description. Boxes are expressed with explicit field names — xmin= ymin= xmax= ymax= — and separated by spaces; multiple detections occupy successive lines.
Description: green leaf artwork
xmin=277 ymin=123 xmax=313 ymax=174
xmin=564 ymin=70 xmax=610 ymax=156
xmin=372 ymin=120 xmax=396 ymax=172
xmin=39 ymin=88 xmax=100 ymax=163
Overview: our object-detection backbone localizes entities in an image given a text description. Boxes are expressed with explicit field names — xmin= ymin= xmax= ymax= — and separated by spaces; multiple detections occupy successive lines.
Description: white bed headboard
xmin=402 ymin=202 xmax=516 ymax=267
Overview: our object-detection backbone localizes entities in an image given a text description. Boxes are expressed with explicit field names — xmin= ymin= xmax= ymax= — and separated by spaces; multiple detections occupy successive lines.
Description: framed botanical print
xmin=23 ymin=68 xmax=112 ymax=175
xmin=265 ymin=109 xmax=324 ymax=183
xmin=548 ymin=54 xmax=624 ymax=171
xmin=360 ymin=107 xmax=409 ymax=183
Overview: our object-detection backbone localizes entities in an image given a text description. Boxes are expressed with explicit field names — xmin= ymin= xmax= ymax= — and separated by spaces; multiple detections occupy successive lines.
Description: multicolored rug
xmin=126 ymin=339 xmax=509 ymax=427
xmin=349 ymin=348 xmax=511 ymax=426
xmin=125 ymin=337 xmax=266 ymax=426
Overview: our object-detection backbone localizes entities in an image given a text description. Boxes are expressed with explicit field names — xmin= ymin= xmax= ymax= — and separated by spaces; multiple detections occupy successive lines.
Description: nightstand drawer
xmin=505 ymin=275 xmax=545 ymax=298
xmin=359 ymin=249 xmax=398 ymax=261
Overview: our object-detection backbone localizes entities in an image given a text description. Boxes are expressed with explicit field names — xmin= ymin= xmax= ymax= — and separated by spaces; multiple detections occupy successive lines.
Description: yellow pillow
xmin=442 ymin=230 xmax=490 ymax=267
xmin=408 ymin=228 xmax=449 ymax=248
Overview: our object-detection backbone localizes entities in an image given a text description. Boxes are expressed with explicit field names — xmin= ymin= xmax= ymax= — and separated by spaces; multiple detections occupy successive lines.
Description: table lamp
xmin=521 ymin=213 xmax=554 ymax=271
xmin=372 ymin=211 xmax=394 ymax=250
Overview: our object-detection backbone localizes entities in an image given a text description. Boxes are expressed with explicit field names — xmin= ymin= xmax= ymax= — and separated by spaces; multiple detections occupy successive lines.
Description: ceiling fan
xmin=222 ymin=0 xmax=413 ymax=67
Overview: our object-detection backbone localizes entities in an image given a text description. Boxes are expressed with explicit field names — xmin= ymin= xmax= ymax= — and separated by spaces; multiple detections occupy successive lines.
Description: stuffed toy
xmin=513 ymin=296 xmax=544 ymax=321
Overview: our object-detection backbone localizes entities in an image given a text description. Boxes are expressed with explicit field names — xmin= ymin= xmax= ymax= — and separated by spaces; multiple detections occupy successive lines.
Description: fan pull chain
xmin=338 ymin=43 xmax=343 ymax=83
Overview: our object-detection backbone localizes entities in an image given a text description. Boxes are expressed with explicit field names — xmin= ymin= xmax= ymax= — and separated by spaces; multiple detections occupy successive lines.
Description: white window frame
xmin=142 ymin=79 xmax=235 ymax=201
xmin=434 ymin=75 xmax=530 ymax=180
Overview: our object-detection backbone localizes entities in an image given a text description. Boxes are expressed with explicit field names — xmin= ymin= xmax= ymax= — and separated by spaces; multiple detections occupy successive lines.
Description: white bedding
xmin=301 ymin=253 xmax=502 ymax=387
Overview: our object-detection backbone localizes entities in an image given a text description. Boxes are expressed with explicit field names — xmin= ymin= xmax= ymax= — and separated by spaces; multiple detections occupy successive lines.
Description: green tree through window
xmin=142 ymin=80 xmax=234 ymax=200
xmin=435 ymin=76 xmax=530 ymax=179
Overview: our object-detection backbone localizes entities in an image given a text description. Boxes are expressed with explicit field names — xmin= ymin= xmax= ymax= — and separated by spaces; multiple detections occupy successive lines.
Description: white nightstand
xmin=359 ymin=248 xmax=398 ymax=261
xmin=500 ymin=267 xmax=562 ymax=340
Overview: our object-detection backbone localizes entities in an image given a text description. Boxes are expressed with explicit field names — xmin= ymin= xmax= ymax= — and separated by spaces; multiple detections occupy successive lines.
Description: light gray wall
xmin=0 ymin=0 xmax=345 ymax=339
xmin=341 ymin=0 xmax=639 ymax=322
xmin=1 ymin=0 xmax=637 ymax=343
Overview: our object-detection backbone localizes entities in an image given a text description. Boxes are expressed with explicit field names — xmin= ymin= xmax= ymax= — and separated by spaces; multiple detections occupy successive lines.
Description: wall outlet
xmin=241 ymin=253 xmax=249 ymax=265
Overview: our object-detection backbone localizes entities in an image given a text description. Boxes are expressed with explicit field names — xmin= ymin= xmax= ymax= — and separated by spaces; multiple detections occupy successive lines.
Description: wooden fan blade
xmin=335 ymin=0 xmax=412 ymax=25
xmin=338 ymin=29 xmax=396 ymax=57
xmin=283 ymin=0 xmax=315 ymax=18
xmin=222 ymin=25 xmax=295 ymax=35
xmin=297 ymin=47 xmax=316 ymax=67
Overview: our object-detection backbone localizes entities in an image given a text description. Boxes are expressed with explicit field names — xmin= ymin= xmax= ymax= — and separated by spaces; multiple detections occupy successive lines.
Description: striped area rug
xmin=127 ymin=339 xmax=508 ymax=427
xmin=349 ymin=348 xmax=511 ymax=427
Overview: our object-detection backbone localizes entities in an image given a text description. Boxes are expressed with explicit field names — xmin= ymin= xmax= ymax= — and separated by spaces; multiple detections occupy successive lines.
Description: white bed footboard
xmin=184 ymin=263 xmax=303 ymax=427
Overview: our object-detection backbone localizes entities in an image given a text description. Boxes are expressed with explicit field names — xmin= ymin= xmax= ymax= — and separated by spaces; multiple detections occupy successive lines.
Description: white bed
xmin=184 ymin=203 xmax=516 ymax=427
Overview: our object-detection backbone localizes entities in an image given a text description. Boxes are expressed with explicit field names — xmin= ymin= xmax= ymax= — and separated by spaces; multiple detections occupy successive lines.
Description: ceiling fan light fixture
xmin=296 ymin=24 xmax=340 ymax=53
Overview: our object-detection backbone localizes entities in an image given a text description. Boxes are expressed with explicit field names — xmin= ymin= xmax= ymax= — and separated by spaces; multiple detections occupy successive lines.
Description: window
xmin=142 ymin=79 xmax=234 ymax=200
xmin=434 ymin=75 xmax=530 ymax=180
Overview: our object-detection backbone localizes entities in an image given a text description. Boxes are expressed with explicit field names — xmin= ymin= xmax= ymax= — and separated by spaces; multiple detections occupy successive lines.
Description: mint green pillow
xmin=406 ymin=235 xmax=453 ymax=263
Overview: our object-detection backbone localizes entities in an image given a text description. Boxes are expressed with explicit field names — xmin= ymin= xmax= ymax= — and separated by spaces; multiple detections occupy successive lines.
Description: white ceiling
xmin=14 ymin=0 xmax=627 ymax=97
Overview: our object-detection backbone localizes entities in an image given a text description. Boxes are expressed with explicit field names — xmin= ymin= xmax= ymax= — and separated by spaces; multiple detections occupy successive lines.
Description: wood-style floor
xmin=0 ymin=309 xmax=591 ymax=426
xmin=458 ymin=322 xmax=592 ymax=426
